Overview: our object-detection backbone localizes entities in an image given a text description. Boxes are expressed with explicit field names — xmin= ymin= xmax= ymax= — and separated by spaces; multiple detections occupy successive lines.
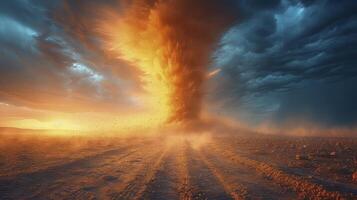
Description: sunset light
xmin=0 ymin=0 xmax=356 ymax=199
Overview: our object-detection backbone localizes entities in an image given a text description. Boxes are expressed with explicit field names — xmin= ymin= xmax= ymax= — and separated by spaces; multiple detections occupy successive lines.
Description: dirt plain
xmin=0 ymin=128 xmax=356 ymax=200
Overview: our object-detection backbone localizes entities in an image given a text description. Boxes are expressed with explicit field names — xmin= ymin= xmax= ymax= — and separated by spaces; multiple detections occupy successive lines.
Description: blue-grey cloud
xmin=1 ymin=0 xmax=357 ymax=130
xmin=210 ymin=0 xmax=357 ymax=128
xmin=0 ymin=0 xmax=141 ymax=112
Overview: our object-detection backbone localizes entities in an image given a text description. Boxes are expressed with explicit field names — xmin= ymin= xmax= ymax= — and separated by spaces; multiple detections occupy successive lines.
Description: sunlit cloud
xmin=70 ymin=63 xmax=104 ymax=82
xmin=0 ymin=0 xmax=356 ymax=136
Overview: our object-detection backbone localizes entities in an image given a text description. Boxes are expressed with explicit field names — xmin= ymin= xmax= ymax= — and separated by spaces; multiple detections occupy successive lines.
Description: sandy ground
xmin=0 ymin=128 xmax=356 ymax=200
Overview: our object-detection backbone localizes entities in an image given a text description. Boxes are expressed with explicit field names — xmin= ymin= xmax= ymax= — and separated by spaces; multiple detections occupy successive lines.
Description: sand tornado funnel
xmin=99 ymin=0 xmax=238 ymax=123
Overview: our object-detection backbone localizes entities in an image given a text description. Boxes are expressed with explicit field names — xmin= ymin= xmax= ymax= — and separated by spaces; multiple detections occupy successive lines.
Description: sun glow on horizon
xmin=0 ymin=1 xmax=238 ymax=133
xmin=0 ymin=102 xmax=170 ymax=132
xmin=3 ymin=118 xmax=82 ymax=131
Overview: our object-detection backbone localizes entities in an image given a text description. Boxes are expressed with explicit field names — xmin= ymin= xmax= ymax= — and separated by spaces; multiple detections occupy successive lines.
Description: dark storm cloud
xmin=0 ymin=0 xmax=141 ymax=113
xmin=211 ymin=0 xmax=357 ymax=127
xmin=1 ymin=0 xmax=357 ymax=130
xmin=275 ymin=78 xmax=357 ymax=127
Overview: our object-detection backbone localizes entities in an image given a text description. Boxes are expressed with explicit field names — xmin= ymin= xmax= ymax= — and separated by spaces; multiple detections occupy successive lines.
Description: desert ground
xmin=0 ymin=128 xmax=356 ymax=200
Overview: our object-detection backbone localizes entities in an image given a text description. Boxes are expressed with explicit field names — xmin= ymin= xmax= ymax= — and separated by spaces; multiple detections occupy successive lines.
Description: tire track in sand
xmin=0 ymin=142 xmax=139 ymax=200
xmin=140 ymin=138 xmax=194 ymax=200
xmin=196 ymin=150 xmax=249 ymax=200
xmin=106 ymin=141 xmax=170 ymax=200
xmin=176 ymin=141 xmax=194 ymax=200
xmin=198 ymin=146 xmax=297 ymax=200
xmin=48 ymin=140 xmax=161 ymax=200
xmin=185 ymin=141 xmax=234 ymax=200
xmin=209 ymin=139 xmax=354 ymax=200
xmin=143 ymin=136 xmax=199 ymax=200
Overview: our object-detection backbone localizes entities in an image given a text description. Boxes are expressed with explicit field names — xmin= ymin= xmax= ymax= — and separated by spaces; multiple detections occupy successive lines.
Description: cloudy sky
xmin=0 ymin=0 xmax=356 ymax=134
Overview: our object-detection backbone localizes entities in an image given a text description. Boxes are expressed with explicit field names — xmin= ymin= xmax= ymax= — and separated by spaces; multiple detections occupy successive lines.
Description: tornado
xmin=98 ymin=0 xmax=238 ymax=124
